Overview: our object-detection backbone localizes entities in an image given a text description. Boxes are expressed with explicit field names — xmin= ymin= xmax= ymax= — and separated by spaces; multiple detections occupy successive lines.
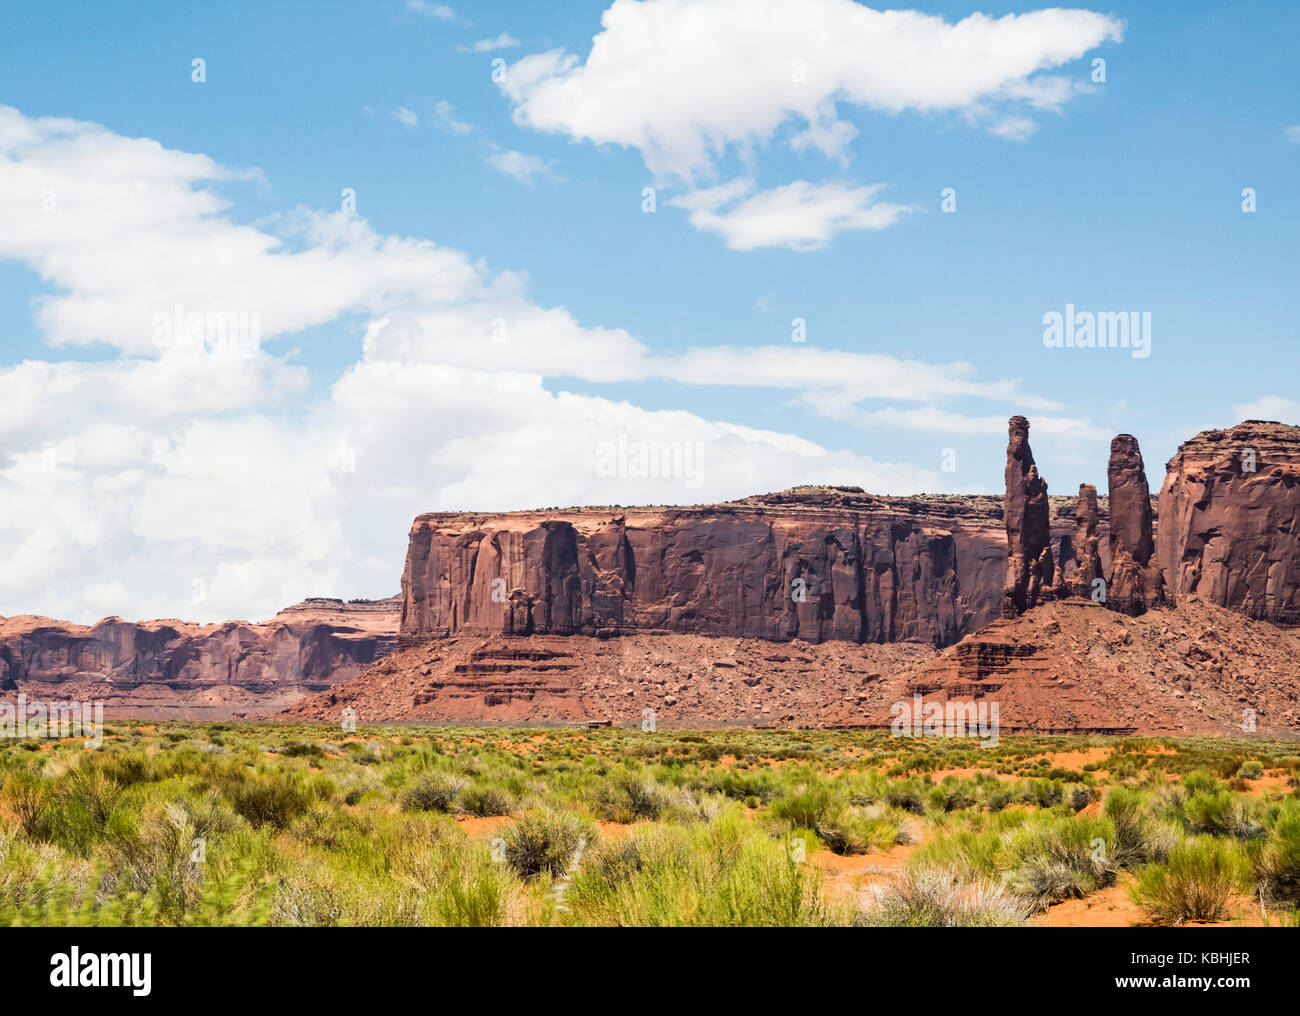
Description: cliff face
xmin=0 ymin=597 xmax=400 ymax=717
xmin=1158 ymin=420 xmax=1300 ymax=624
xmin=401 ymin=487 xmax=1127 ymax=650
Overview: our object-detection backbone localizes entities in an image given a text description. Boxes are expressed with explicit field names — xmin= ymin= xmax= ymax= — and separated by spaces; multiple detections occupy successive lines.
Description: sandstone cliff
xmin=1158 ymin=420 xmax=1300 ymax=625
xmin=0 ymin=596 xmax=400 ymax=719
xmin=401 ymin=486 xmax=1127 ymax=650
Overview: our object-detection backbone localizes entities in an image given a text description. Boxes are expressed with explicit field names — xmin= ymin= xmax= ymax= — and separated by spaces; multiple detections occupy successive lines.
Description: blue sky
xmin=1 ymin=0 xmax=1297 ymax=623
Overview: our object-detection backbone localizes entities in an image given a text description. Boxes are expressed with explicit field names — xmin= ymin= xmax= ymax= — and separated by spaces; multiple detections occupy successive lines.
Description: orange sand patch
xmin=453 ymin=815 xmax=512 ymax=837
xmin=1242 ymin=771 xmax=1295 ymax=797
xmin=1021 ymin=747 xmax=1111 ymax=770
xmin=1030 ymin=879 xmax=1144 ymax=927
xmin=1031 ymin=876 xmax=1277 ymax=928
xmin=816 ymin=843 xmax=917 ymax=906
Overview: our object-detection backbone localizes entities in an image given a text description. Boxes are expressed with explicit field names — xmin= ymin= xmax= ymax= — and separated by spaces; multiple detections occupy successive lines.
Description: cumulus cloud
xmin=484 ymin=147 xmax=557 ymax=184
xmin=497 ymin=0 xmax=1123 ymax=180
xmin=392 ymin=106 xmax=419 ymax=127
xmin=462 ymin=32 xmax=520 ymax=52
xmin=1232 ymin=395 xmax=1300 ymax=424
xmin=0 ymin=106 xmax=482 ymax=354
xmin=0 ymin=104 xmax=1095 ymax=624
xmin=406 ymin=1 xmax=455 ymax=19
xmin=668 ymin=179 xmax=912 ymax=250
xmin=432 ymin=99 xmax=475 ymax=134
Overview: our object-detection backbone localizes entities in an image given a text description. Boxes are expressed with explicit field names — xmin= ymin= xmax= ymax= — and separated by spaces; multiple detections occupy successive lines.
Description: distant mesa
xmin=7 ymin=417 xmax=1300 ymax=735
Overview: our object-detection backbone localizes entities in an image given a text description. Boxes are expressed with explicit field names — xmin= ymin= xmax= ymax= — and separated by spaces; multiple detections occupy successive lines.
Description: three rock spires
xmin=1001 ymin=416 xmax=1164 ymax=619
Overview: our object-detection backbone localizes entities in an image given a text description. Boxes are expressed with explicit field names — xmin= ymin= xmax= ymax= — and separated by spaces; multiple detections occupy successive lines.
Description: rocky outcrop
xmin=400 ymin=486 xmax=1116 ymax=651
xmin=1107 ymin=434 xmax=1163 ymax=615
xmin=0 ymin=596 xmax=401 ymax=718
xmin=1158 ymin=420 xmax=1300 ymax=624
xmin=841 ymin=597 xmax=1300 ymax=736
xmin=1001 ymin=416 xmax=1055 ymax=618
xmin=1069 ymin=484 xmax=1104 ymax=600
xmin=284 ymin=633 xmax=936 ymax=727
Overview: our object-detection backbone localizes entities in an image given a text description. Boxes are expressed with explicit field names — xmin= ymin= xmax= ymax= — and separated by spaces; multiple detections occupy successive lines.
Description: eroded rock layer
xmin=827 ymin=598 xmax=1300 ymax=736
xmin=401 ymin=487 xmax=1111 ymax=650
xmin=0 ymin=597 xmax=401 ymax=719
xmin=1158 ymin=420 xmax=1300 ymax=625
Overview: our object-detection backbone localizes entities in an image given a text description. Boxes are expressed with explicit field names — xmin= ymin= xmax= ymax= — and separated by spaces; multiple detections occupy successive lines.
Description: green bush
xmin=227 ymin=774 xmax=311 ymax=829
xmin=1130 ymin=838 xmax=1240 ymax=925
xmin=401 ymin=774 xmax=466 ymax=814
xmin=1246 ymin=801 xmax=1300 ymax=903
xmin=502 ymin=810 xmax=593 ymax=880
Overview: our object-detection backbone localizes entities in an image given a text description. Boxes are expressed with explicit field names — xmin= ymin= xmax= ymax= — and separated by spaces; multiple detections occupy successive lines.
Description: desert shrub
xmin=459 ymin=785 xmax=513 ymax=817
xmin=1000 ymin=815 xmax=1118 ymax=908
xmin=929 ymin=780 xmax=977 ymax=813
xmin=100 ymin=750 xmax=155 ymax=787
xmin=280 ymin=741 xmax=325 ymax=760
xmin=269 ymin=875 xmax=343 ymax=927
xmin=106 ymin=800 xmax=209 ymax=923
xmin=1068 ymin=785 xmax=1094 ymax=812
xmin=502 ymin=810 xmax=593 ymax=880
xmin=434 ymin=866 xmax=511 ymax=927
xmin=2 ymin=772 xmax=51 ymax=840
xmin=860 ymin=865 xmax=1030 ymax=927
xmin=1130 ymin=838 xmax=1240 ymax=925
xmin=592 ymin=774 xmax=668 ymax=823
xmin=884 ymin=782 xmax=927 ymax=815
xmin=400 ymin=774 xmax=466 ymax=814
xmin=1236 ymin=760 xmax=1264 ymax=780
xmin=1104 ymin=787 xmax=1180 ymax=866
xmin=770 ymin=782 xmax=842 ymax=829
xmin=227 ymin=773 xmax=311 ymax=829
xmin=1182 ymin=789 xmax=1265 ymax=840
xmin=1246 ymin=800 xmax=1300 ymax=903
xmin=1019 ymin=778 xmax=1064 ymax=809
xmin=1182 ymin=770 xmax=1219 ymax=795
xmin=815 ymin=804 xmax=909 ymax=856
xmin=567 ymin=811 xmax=841 ymax=927
xmin=1184 ymin=790 xmax=1233 ymax=835
xmin=41 ymin=764 xmax=125 ymax=854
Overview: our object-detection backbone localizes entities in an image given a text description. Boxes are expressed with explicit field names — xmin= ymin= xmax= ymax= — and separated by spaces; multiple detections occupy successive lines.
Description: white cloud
xmin=484 ymin=147 xmax=557 ymax=184
xmin=432 ymin=99 xmax=474 ymax=134
xmin=1285 ymin=126 xmax=1300 ymax=143
xmin=497 ymin=0 xmax=1124 ymax=180
xmin=0 ymin=106 xmax=482 ymax=354
xmin=668 ymin=178 xmax=912 ymax=250
xmin=393 ymin=106 xmax=419 ymax=127
xmin=857 ymin=406 xmax=1110 ymax=443
xmin=462 ymin=32 xmax=520 ymax=52
xmin=0 ymin=104 xmax=1085 ymax=625
xmin=988 ymin=116 xmax=1037 ymax=141
xmin=651 ymin=346 xmax=1061 ymax=412
xmin=1232 ymin=395 xmax=1300 ymax=424
xmin=406 ymin=1 xmax=455 ymax=19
